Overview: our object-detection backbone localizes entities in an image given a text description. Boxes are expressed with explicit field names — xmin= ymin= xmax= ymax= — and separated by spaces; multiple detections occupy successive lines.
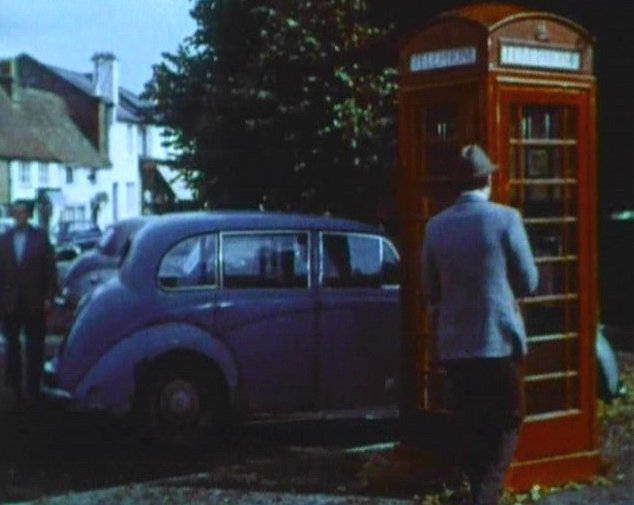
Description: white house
xmin=0 ymin=59 xmax=108 ymax=229
xmin=1 ymin=53 xmax=192 ymax=231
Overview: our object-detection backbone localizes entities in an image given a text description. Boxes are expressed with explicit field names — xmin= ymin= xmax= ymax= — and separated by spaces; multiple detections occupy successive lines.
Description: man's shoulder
xmin=425 ymin=210 xmax=446 ymax=230
xmin=477 ymin=201 xmax=521 ymax=221
xmin=488 ymin=200 xmax=518 ymax=212
xmin=25 ymin=225 xmax=51 ymax=246
xmin=427 ymin=201 xmax=520 ymax=227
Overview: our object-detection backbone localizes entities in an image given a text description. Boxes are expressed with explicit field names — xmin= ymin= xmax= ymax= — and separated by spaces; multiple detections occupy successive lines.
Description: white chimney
xmin=0 ymin=59 xmax=20 ymax=104
xmin=92 ymin=52 xmax=119 ymax=107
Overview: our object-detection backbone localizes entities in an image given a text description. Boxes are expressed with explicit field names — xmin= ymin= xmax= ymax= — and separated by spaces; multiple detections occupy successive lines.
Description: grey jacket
xmin=421 ymin=193 xmax=538 ymax=361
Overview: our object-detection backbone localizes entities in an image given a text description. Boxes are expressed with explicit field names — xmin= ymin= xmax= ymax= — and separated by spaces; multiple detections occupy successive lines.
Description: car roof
xmin=58 ymin=219 xmax=97 ymax=225
xmin=121 ymin=211 xmax=385 ymax=290
xmin=140 ymin=211 xmax=380 ymax=236
xmin=107 ymin=215 xmax=157 ymax=233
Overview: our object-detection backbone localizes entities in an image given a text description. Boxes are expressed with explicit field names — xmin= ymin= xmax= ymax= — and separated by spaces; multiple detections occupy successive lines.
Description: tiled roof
xmin=14 ymin=53 xmax=152 ymax=123
xmin=119 ymin=87 xmax=152 ymax=122
xmin=119 ymin=87 xmax=149 ymax=110
xmin=45 ymin=61 xmax=151 ymax=123
xmin=45 ymin=63 xmax=96 ymax=96
xmin=0 ymin=85 xmax=109 ymax=168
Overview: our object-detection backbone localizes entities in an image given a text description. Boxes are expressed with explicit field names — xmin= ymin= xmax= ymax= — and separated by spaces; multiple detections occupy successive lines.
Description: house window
xmin=62 ymin=205 xmax=86 ymax=221
xmin=88 ymin=169 xmax=98 ymax=185
xmin=18 ymin=161 xmax=31 ymax=187
xmin=38 ymin=162 xmax=48 ymax=185
xmin=65 ymin=166 xmax=74 ymax=184
xmin=138 ymin=127 xmax=148 ymax=157
xmin=126 ymin=182 xmax=136 ymax=214
xmin=112 ymin=182 xmax=119 ymax=221
xmin=127 ymin=124 xmax=134 ymax=154
xmin=145 ymin=128 xmax=152 ymax=157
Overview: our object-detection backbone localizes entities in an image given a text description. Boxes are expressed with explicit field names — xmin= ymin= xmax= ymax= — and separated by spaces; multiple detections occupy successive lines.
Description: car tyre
xmin=138 ymin=360 xmax=227 ymax=451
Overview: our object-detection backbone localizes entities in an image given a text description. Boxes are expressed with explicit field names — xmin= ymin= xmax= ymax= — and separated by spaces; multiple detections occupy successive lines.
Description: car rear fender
xmin=73 ymin=322 xmax=238 ymax=415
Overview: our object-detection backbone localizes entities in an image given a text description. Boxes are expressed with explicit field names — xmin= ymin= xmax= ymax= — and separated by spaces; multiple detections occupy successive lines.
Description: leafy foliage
xmin=145 ymin=0 xmax=397 ymax=222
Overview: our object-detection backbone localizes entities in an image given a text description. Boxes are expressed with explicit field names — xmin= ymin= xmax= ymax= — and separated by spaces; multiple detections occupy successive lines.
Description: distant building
xmin=0 ymin=59 xmax=108 ymax=230
xmin=0 ymin=53 xmax=194 ymax=231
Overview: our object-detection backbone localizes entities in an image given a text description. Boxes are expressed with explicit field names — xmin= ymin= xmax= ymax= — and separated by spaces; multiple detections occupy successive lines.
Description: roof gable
xmin=17 ymin=53 xmax=151 ymax=123
xmin=0 ymin=85 xmax=109 ymax=167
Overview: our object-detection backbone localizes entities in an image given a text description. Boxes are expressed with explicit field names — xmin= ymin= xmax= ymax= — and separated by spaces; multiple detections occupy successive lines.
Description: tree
xmin=146 ymin=0 xmax=397 ymax=223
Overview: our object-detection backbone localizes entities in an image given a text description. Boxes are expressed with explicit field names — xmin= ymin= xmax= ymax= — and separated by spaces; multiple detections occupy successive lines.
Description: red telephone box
xmin=397 ymin=4 xmax=599 ymax=489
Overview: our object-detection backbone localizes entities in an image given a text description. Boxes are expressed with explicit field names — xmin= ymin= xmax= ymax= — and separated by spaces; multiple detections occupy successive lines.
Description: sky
xmin=0 ymin=0 xmax=197 ymax=93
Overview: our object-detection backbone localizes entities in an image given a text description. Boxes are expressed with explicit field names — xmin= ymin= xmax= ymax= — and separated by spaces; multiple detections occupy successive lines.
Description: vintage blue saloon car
xmin=43 ymin=212 xmax=401 ymax=447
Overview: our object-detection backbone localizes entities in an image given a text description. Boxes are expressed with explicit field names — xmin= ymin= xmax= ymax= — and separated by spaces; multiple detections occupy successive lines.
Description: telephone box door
xmin=400 ymin=83 xmax=479 ymax=417
xmin=498 ymin=86 xmax=598 ymax=473
xmin=407 ymin=84 xmax=479 ymax=218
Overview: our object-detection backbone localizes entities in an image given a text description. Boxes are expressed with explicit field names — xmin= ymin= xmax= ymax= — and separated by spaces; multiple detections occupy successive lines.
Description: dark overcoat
xmin=0 ymin=225 xmax=58 ymax=316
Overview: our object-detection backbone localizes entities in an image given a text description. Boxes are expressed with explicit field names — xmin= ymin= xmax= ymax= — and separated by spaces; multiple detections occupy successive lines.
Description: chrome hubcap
xmin=159 ymin=379 xmax=200 ymax=425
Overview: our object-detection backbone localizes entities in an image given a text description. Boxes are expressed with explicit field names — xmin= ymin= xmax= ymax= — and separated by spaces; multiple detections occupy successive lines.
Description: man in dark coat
xmin=0 ymin=200 xmax=58 ymax=407
xmin=421 ymin=145 xmax=538 ymax=505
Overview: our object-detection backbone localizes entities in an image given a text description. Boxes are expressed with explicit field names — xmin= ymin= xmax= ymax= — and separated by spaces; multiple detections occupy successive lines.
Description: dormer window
xmin=38 ymin=162 xmax=48 ymax=185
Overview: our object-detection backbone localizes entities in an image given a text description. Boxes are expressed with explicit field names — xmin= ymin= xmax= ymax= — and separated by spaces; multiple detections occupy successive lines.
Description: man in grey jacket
xmin=421 ymin=145 xmax=538 ymax=505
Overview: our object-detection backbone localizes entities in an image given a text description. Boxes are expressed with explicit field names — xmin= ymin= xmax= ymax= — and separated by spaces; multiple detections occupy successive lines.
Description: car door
xmin=317 ymin=232 xmax=400 ymax=413
xmin=214 ymin=230 xmax=318 ymax=415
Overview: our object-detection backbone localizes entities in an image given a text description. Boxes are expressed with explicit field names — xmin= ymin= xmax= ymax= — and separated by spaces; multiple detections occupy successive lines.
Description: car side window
xmin=320 ymin=233 xmax=400 ymax=288
xmin=380 ymin=238 xmax=400 ymax=287
xmin=157 ymin=233 xmax=217 ymax=289
xmin=222 ymin=232 xmax=309 ymax=288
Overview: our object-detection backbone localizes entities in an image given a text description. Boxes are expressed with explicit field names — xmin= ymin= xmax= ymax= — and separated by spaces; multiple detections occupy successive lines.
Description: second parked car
xmin=43 ymin=212 xmax=401 ymax=448
xmin=51 ymin=219 xmax=102 ymax=251
xmin=47 ymin=216 xmax=156 ymax=334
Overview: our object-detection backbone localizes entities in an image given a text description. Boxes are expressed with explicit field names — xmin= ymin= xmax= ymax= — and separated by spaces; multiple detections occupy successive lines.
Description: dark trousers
xmin=445 ymin=357 xmax=525 ymax=505
xmin=2 ymin=298 xmax=46 ymax=404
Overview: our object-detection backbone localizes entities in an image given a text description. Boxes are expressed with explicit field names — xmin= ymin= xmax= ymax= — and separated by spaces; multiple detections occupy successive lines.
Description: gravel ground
xmin=0 ymin=340 xmax=632 ymax=505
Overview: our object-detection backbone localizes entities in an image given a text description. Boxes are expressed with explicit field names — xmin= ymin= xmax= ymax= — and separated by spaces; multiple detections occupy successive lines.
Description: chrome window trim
xmin=380 ymin=237 xmax=401 ymax=289
xmin=219 ymin=229 xmax=312 ymax=289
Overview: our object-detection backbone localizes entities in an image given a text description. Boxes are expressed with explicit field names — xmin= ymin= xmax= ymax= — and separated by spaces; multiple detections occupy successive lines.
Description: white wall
xmin=8 ymin=122 xmax=174 ymax=233
xmin=98 ymin=120 xmax=142 ymax=227
xmin=144 ymin=124 xmax=173 ymax=161
xmin=9 ymin=159 xmax=112 ymax=230
xmin=97 ymin=120 xmax=175 ymax=228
